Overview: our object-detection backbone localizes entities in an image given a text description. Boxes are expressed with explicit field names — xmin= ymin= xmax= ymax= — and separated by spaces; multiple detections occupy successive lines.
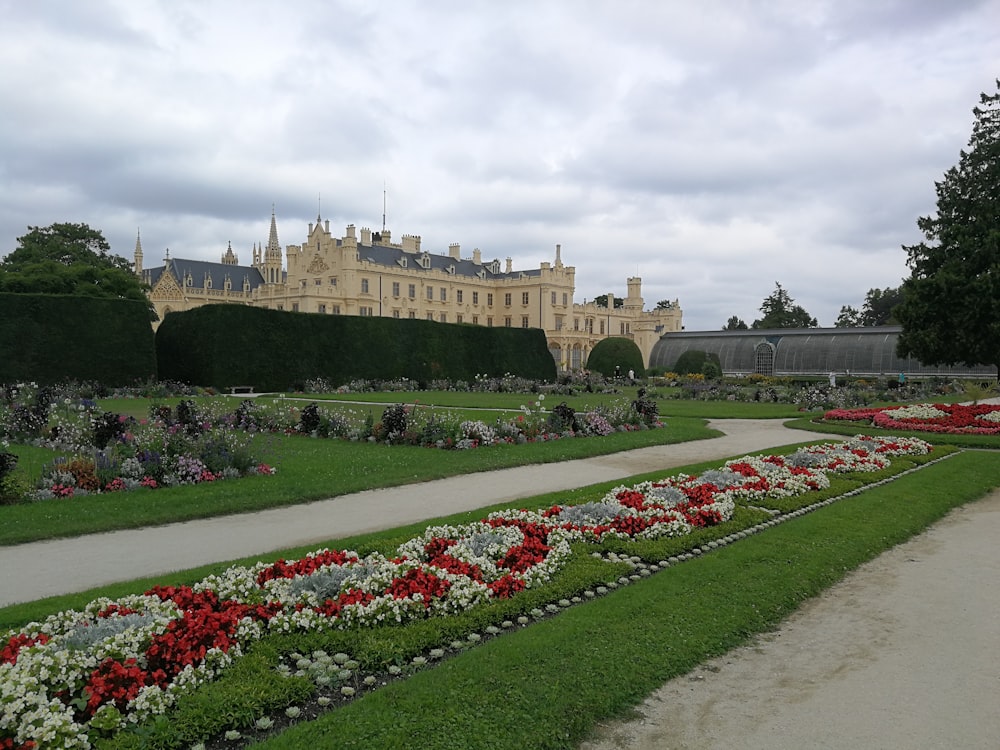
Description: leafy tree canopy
xmin=0 ymin=223 xmax=152 ymax=311
xmin=593 ymin=294 xmax=623 ymax=309
xmin=722 ymin=315 xmax=749 ymax=330
xmin=835 ymin=287 xmax=902 ymax=327
xmin=834 ymin=305 xmax=861 ymax=327
xmin=751 ymin=282 xmax=817 ymax=329
xmin=896 ymin=81 xmax=1000 ymax=373
xmin=655 ymin=299 xmax=675 ymax=310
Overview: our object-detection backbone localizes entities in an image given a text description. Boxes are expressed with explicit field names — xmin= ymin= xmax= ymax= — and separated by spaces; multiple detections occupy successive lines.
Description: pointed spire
xmin=133 ymin=229 xmax=144 ymax=276
xmin=266 ymin=205 xmax=281 ymax=257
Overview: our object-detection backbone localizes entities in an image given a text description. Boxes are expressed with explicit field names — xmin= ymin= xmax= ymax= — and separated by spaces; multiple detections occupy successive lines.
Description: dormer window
xmin=398 ymin=257 xmax=408 ymax=268
xmin=419 ymin=253 xmax=431 ymax=269
xmin=446 ymin=264 xmax=456 ymax=275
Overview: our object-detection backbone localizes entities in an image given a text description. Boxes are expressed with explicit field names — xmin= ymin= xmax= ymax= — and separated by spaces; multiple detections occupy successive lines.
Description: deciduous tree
xmin=834 ymin=305 xmax=862 ymax=327
xmin=0 ymin=223 xmax=153 ymax=316
xmin=593 ymin=294 xmax=623 ymax=309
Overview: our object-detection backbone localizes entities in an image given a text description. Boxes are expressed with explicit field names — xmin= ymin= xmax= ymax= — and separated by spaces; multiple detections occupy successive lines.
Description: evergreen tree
xmin=751 ymin=282 xmax=817 ymax=329
xmin=722 ymin=315 xmax=749 ymax=330
xmin=896 ymin=82 xmax=1000 ymax=374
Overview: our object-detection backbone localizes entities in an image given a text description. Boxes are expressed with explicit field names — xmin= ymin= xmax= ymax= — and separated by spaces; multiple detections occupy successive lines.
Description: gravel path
xmin=579 ymin=488 xmax=1000 ymax=750
xmin=0 ymin=419 xmax=830 ymax=606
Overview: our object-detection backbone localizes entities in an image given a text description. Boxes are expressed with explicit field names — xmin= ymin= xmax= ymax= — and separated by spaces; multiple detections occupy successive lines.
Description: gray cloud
xmin=1 ymin=0 xmax=997 ymax=331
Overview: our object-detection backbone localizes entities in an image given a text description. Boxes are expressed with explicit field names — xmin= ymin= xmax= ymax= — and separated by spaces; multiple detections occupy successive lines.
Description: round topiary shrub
xmin=585 ymin=337 xmax=644 ymax=379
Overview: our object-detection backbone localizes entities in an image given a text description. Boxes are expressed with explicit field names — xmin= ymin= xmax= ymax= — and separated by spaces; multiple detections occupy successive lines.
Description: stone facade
xmin=138 ymin=211 xmax=682 ymax=369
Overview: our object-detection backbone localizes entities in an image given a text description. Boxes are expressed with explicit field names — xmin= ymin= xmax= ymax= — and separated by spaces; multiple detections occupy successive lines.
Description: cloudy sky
xmin=1 ymin=1 xmax=997 ymax=330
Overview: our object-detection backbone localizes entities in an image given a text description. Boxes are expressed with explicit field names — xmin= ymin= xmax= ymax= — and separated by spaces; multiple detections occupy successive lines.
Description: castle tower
xmin=625 ymin=276 xmax=644 ymax=309
xmin=133 ymin=229 xmax=143 ymax=276
xmin=264 ymin=207 xmax=283 ymax=284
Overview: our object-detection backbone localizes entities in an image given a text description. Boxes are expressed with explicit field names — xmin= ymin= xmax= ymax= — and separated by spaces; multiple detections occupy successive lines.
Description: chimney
xmin=473 ymin=248 xmax=482 ymax=264
xmin=449 ymin=243 xmax=461 ymax=260
xmin=505 ymin=257 xmax=513 ymax=273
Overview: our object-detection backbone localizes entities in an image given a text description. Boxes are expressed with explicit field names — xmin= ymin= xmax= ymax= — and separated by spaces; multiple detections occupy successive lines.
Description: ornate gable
xmin=150 ymin=270 xmax=183 ymax=301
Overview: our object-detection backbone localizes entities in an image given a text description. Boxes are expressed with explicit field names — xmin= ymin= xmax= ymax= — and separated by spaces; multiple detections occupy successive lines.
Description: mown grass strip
xmin=247 ymin=450 xmax=1000 ymax=750
xmin=0 ymin=418 xmax=717 ymax=546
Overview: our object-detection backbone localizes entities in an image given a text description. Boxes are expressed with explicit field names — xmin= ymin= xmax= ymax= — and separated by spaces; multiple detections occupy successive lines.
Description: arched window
xmin=754 ymin=341 xmax=775 ymax=376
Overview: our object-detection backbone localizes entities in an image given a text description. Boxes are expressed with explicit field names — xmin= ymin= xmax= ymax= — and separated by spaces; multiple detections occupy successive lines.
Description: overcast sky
xmin=1 ymin=1 xmax=997 ymax=330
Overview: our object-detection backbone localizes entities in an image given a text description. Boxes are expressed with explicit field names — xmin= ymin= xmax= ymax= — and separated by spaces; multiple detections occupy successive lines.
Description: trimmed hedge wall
xmin=0 ymin=293 xmax=157 ymax=385
xmin=156 ymin=305 xmax=557 ymax=391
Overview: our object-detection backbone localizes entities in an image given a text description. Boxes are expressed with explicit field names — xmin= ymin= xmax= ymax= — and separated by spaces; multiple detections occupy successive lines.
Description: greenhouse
xmin=649 ymin=326 xmax=995 ymax=378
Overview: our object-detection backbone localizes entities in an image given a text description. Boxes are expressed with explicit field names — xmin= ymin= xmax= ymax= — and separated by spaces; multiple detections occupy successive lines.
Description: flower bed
xmin=0 ymin=435 xmax=932 ymax=748
xmin=824 ymin=402 xmax=1000 ymax=435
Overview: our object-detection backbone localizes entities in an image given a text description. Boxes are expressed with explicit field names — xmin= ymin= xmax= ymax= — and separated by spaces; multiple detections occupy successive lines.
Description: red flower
xmin=386 ymin=568 xmax=451 ymax=606
xmin=1 ymin=632 xmax=50 ymax=666
xmin=83 ymin=657 xmax=152 ymax=716
xmin=615 ymin=489 xmax=647 ymax=510
xmin=487 ymin=574 xmax=527 ymax=598
xmin=0 ymin=737 xmax=37 ymax=750
xmin=256 ymin=549 xmax=357 ymax=585
xmin=309 ymin=589 xmax=375 ymax=618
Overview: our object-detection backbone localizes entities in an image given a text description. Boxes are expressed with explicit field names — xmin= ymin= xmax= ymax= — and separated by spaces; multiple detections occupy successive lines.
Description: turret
xmin=625 ymin=277 xmax=643 ymax=309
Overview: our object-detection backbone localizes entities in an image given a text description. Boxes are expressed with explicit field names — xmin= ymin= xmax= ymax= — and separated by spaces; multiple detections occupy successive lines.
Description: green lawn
xmin=261 ymin=452 xmax=999 ymax=750
xmin=3 ymin=444 xmax=995 ymax=749
xmin=6 ymin=392 xmax=999 ymax=749
xmin=0 ymin=417 xmax=718 ymax=546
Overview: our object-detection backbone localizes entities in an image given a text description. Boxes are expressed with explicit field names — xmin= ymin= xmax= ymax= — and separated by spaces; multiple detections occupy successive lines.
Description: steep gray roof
xmin=356 ymin=243 xmax=543 ymax=281
xmin=148 ymin=258 xmax=270 ymax=291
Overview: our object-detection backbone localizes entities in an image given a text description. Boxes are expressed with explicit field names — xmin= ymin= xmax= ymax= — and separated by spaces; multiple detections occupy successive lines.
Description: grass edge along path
xmin=0 ymin=418 xmax=717 ymax=547
xmin=253 ymin=449 xmax=1000 ymax=750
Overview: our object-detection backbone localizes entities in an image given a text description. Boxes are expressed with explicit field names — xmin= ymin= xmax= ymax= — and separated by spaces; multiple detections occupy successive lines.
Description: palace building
xmin=137 ymin=210 xmax=683 ymax=370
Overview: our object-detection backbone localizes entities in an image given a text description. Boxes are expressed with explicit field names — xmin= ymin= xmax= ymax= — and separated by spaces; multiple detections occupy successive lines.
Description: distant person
xmin=828 ymin=372 xmax=836 ymax=387
xmin=898 ymin=372 xmax=906 ymax=385
xmin=615 ymin=365 xmax=621 ymax=379
xmin=628 ymin=368 xmax=635 ymax=383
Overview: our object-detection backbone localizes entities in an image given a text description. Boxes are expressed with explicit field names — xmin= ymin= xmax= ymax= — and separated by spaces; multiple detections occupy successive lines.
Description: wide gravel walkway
xmin=0 ymin=419 xmax=829 ymax=607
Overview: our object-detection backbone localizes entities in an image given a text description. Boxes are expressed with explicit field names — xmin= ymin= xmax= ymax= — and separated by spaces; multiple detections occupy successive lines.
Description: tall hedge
xmin=585 ymin=337 xmax=645 ymax=378
xmin=155 ymin=306 xmax=557 ymax=390
xmin=0 ymin=293 xmax=157 ymax=385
